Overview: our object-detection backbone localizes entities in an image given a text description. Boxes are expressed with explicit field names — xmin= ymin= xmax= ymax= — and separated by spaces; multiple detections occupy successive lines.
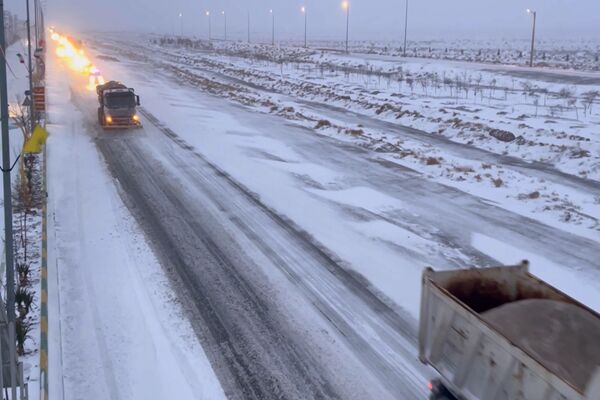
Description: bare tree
xmin=539 ymin=88 xmax=549 ymax=106
xmin=489 ymin=78 xmax=497 ymax=101
xmin=406 ymin=77 xmax=415 ymax=95
xmin=533 ymin=95 xmax=539 ymax=117
xmin=474 ymin=74 xmax=483 ymax=102
xmin=582 ymin=90 xmax=598 ymax=116
xmin=9 ymin=100 xmax=32 ymax=144
xmin=567 ymin=97 xmax=579 ymax=120
xmin=444 ymin=76 xmax=453 ymax=98
xmin=418 ymin=75 xmax=428 ymax=96
xmin=521 ymin=81 xmax=533 ymax=98
xmin=557 ymin=86 xmax=575 ymax=106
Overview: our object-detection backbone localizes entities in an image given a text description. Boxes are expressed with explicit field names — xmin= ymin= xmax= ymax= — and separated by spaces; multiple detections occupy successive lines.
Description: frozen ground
xmin=41 ymin=31 xmax=600 ymax=398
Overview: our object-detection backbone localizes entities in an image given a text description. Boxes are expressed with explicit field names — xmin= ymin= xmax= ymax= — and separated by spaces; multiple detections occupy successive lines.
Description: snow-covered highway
xmin=45 ymin=35 xmax=600 ymax=400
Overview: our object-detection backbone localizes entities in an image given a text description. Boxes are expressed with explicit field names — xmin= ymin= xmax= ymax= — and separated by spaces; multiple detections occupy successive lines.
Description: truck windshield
xmin=105 ymin=92 xmax=135 ymax=109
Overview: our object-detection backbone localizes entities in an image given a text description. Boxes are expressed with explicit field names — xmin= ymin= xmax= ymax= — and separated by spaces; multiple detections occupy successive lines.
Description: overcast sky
xmin=14 ymin=0 xmax=600 ymax=42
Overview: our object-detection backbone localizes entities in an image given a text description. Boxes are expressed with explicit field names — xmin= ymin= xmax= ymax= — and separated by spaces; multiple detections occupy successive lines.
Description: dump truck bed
xmin=419 ymin=262 xmax=600 ymax=400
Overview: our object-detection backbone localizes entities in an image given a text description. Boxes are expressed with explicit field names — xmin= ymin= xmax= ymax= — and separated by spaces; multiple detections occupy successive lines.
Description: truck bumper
xmin=102 ymin=122 xmax=143 ymax=130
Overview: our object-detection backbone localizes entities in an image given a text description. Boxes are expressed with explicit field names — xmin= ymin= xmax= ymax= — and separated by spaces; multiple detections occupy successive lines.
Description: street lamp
xmin=178 ymin=12 xmax=183 ymax=36
xmin=526 ymin=9 xmax=537 ymax=67
xmin=403 ymin=0 xmax=409 ymax=56
xmin=341 ymin=1 xmax=349 ymax=53
xmin=301 ymin=6 xmax=307 ymax=48
xmin=206 ymin=11 xmax=211 ymax=41
xmin=270 ymin=9 xmax=275 ymax=46
xmin=247 ymin=11 xmax=250 ymax=43
xmin=222 ymin=11 xmax=227 ymax=41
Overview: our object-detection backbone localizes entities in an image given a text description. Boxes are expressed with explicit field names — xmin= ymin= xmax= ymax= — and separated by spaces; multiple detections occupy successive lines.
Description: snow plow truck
xmin=96 ymin=81 xmax=141 ymax=129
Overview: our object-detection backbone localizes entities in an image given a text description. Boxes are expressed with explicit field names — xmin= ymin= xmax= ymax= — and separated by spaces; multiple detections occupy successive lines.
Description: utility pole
xmin=0 ymin=0 xmax=19 ymax=398
xmin=403 ymin=0 xmax=408 ymax=56
xmin=527 ymin=9 xmax=537 ymax=67
xmin=26 ymin=0 xmax=35 ymax=132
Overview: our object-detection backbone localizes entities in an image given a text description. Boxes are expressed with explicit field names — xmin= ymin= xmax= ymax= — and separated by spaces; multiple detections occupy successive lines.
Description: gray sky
xmin=24 ymin=0 xmax=600 ymax=41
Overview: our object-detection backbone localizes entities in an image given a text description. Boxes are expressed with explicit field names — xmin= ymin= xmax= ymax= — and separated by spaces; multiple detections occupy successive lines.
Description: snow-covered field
xmin=276 ymin=38 xmax=600 ymax=72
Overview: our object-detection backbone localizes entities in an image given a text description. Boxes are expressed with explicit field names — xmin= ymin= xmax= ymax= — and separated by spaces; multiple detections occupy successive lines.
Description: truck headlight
xmin=105 ymin=115 xmax=113 ymax=124
xmin=132 ymin=114 xmax=139 ymax=121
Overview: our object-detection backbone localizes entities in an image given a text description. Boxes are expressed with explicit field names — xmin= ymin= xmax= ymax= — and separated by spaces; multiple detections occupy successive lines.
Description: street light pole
xmin=179 ymin=12 xmax=183 ymax=36
xmin=222 ymin=11 xmax=227 ymax=41
xmin=527 ymin=9 xmax=537 ymax=67
xmin=0 ymin=0 xmax=19 ymax=397
xmin=403 ymin=0 xmax=409 ymax=57
xmin=26 ymin=0 xmax=35 ymax=132
xmin=342 ymin=1 xmax=350 ymax=53
xmin=206 ymin=11 xmax=211 ymax=40
xmin=301 ymin=7 xmax=307 ymax=48
xmin=33 ymin=0 xmax=38 ymax=50
xmin=248 ymin=11 xmax=250 ymax=43
xmin=270 ymin=9 xmax=275 ymax=46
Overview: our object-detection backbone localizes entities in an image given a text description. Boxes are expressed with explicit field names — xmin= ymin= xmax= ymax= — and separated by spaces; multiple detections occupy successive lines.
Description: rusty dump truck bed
xmin=419 ymin=261 xmax=600 ymax=400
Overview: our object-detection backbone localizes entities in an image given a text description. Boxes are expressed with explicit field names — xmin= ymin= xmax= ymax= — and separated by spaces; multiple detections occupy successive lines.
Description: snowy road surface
xmin=47 ymin=36 xmax=600 ymax=399
xmin=46 ymin=45 xmax=226 ymax=400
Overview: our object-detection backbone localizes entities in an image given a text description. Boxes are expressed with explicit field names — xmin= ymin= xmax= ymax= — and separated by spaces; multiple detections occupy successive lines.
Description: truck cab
xmin=97 ymin=81 xmax=141 ymax=129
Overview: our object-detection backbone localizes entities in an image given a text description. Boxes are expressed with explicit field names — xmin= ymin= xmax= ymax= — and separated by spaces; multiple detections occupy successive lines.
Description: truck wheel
xmin=429 ymin=380 xmax=458 ymax=400
xmin=430 ymin=394 xmax=454 ymax=400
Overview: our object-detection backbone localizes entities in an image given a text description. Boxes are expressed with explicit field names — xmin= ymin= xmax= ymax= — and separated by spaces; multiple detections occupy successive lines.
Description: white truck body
xmin=419 ymin=262 xmax=600 ymax=400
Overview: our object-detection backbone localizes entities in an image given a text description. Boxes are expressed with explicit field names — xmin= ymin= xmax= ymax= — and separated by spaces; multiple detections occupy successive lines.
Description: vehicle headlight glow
xmin=105 ymin=115 xmax=113 ymax=124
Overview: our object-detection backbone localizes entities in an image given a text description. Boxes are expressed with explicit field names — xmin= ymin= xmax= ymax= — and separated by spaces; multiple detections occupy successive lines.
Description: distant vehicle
xmin=87 ymin=67 xmax=105 ymax=91
xmin=96 ymin=81 xmax=141 ymax=129
xmin=419 ymin=261 xmax=600 ymax=400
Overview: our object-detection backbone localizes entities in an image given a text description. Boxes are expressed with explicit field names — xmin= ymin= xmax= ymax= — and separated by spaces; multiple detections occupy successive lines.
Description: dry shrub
xmin=426 ymin=157 xmax=441 ymax=166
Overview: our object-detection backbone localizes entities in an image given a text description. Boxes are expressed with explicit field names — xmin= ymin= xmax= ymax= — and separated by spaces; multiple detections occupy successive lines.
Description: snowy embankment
xmin=45 ymin=40 xmax=225 ymax=399
xmin=99 ymin=37 xmax=600 ymax=239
